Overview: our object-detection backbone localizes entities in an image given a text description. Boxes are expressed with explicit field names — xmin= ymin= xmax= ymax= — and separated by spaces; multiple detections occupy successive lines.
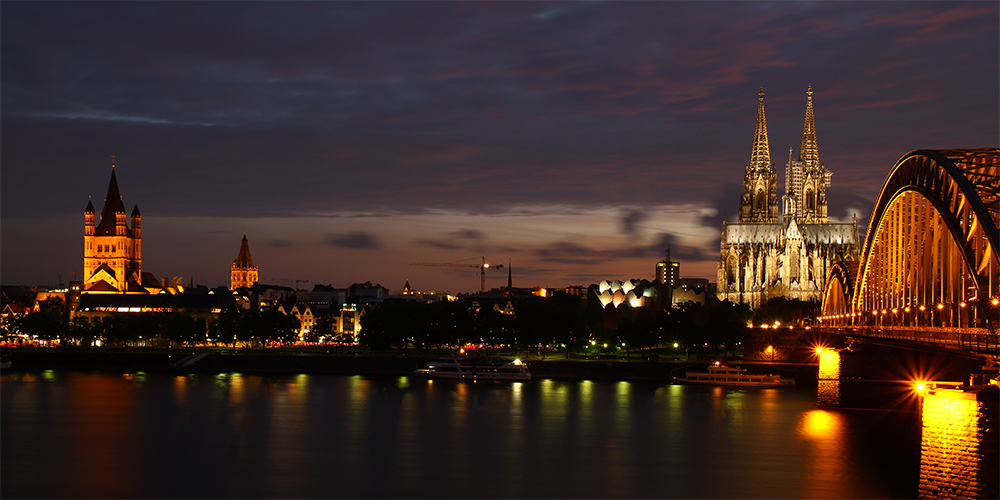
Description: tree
xmin=16 ymin=297 xmax=68 ymax=340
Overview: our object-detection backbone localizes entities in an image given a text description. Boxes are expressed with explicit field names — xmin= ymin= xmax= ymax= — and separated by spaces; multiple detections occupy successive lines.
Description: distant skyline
xmin=2 ymin=1 xmax=998 ymax=292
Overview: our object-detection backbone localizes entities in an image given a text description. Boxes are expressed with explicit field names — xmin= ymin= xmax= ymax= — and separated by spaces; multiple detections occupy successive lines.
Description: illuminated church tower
xmin=83 ymin=158 xmax=143 ymax=293
xmin=719 ymin=87 xmax=859 ymax=308
xmin=738 ymin=88 xmax=780 ymax=224
xmin=782 ymin=85 xmax=830 ymax=224
xmin=231 ymin=234 xmax=258 ymax=290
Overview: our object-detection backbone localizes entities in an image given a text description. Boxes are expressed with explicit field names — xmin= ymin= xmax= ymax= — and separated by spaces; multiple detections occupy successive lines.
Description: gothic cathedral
xmin=84 ymin=160 xmax=144 ymax=293
xmin=718 ymin=87 xmax=860 ymax=308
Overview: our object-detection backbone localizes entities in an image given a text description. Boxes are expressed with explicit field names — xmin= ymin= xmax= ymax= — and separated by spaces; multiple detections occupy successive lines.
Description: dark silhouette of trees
xmin=13 ymin=297 xmax=68 ymax=340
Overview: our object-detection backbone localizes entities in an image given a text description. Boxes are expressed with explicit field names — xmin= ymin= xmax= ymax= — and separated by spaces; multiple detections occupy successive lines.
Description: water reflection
xmin=0 ymin=371 xmax=928 ymax=499
xmin=919 ymin=387 xmax=994 ymax=499
xmin=797 ymin=409 xmax=847 ymax=498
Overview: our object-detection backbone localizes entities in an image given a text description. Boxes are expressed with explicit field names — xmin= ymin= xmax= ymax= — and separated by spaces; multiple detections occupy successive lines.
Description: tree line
xmin=359 ymin=291 xmax=756 ymax=356
xmin=3 ymin=297 xmax=300 ymax=347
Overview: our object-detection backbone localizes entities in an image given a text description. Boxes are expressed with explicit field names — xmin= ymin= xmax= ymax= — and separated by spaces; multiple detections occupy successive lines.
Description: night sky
xmin=2 ymin=1 xmax=997 ymax=293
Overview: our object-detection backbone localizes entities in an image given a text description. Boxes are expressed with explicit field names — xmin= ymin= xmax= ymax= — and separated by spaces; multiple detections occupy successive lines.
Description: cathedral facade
xmin=717 ymin=87 xmax=860 ymax=308
xmin=84 ymin=160 xmax=144 ymax=293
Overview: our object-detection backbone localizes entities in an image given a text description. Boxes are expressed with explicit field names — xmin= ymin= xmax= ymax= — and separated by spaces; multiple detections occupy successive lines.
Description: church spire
xmin=507 ymin=259 xmax=512 ymax=289
xmin=739 ymin=87 xmax=779 ymax=224
xmin=95 ymin=163 xmax=128 ymax=236
xmin=798 ymin=85 xmax=819 ymax=168
xmin=749 ymin=87 xmax=772 ymax=171
xmin=235 ymin=233 xmax=254 ymax=268
xmin=230 ymin=233 xmax=259 ymax=290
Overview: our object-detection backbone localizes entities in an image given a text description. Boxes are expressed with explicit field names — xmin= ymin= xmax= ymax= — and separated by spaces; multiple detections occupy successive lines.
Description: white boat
xmin=671 ymin=361 xmax=794 ymax=388
xmin=413 ymin=356 xmax=530 ymax=381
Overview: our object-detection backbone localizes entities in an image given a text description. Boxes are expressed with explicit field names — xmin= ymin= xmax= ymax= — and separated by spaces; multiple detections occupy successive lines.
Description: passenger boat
xmin=413 ymin=356 xmax=530 ymax=381
xmin=671 ymin=361 xmax=794 ymax=387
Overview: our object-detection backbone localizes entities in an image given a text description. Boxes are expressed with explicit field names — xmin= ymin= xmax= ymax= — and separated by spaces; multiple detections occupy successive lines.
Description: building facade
xmin=231 ymin=234 xmax=259 ymax=290
xmin=84 ymin=161 xmax=144 ymax=294
xmin=718 ymin=87 xmax=860 ymax=308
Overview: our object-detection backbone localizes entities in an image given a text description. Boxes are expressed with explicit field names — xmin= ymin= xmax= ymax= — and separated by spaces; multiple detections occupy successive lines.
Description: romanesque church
xmin=717 ymin=87 xmax=860 ymax=308
xmin=83 ymin=160 xmax=147 ymax=294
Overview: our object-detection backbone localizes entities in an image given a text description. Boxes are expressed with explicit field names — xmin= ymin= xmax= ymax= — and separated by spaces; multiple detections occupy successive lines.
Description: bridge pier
xmin=815 ymin=342 xmax=998 ymax=499
xmin=815 ymin=341 xmax=989 ymax=408
xmin=918 ymin=383 xmax=998 ymax=499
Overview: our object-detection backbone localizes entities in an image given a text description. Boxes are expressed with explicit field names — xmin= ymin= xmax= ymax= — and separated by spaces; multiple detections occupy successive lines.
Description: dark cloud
xmin=413 ymin=229 xmax=483 ymax=250
xmin=326 ymin=232 xmax=381 ymax=250
xmin=4 ymin=1 xmax=994 ymax=220
xmin=414 ymin=239 xmax=460 ymax=250
xmin=1 ymin=1 xmax=996 ymax=288
xmin=700 ymin=182 xmax=743 ymax=229
xmin=534 ymin=241 xmax=611 ymax=266
xmin=612 ymin=232 xmax=717 ymax=263
xmin=531 ymin=232 xmax=716 ymax=269
xmin=620 ymin=210 xmax=648 ymax=235
xmin=653 ymin=233 xmax=716 ymax=263
xmin=450 ymin=229 xmax=485 ymax=240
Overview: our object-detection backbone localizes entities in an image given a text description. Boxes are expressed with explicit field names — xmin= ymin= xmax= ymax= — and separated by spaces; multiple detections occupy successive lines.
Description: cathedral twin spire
xmin=739 ymin=87 xmax=779 ymax=224
xmin=741 ymin=85 xmax=827 ymax=225
xmin=798 ymin=85 xmax=820 ymax=169
xmin=749 ymin=87 xmax=773 ymax=173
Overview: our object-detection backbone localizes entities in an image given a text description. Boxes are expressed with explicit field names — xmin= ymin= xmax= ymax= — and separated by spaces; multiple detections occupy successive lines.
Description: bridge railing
xmin=815 ymin=325 xmax=999 ymax=354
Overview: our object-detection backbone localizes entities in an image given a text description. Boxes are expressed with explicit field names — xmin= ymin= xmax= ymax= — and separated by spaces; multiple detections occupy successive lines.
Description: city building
xmin=298 ymin=284 xmax=349 ymax=310
xmin=348 ymin=281 xmax=389 ymax=309
xmin=718 ymin=87 xmax=860 ymax=308
xmin=655 ymin=247 xmax=680 ymax=306
xmin=672 ymin=278 xmax=711 ymax=306
xmin=388 ymin=281 xmax=454 ymax=303
xmin=230 ymin=234 xmax=258 ymax=290
xmin=280 ymin=303 xmax=315 ymax=338
xmin=83 ymin=159 xmax=147 ymax=294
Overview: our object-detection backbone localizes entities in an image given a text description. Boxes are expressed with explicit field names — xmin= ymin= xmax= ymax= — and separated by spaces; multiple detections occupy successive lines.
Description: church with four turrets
xmin=717 ymin=87 xmax=860 ymax=308
xmin=84 ymin=159 xmax=146 ymax=294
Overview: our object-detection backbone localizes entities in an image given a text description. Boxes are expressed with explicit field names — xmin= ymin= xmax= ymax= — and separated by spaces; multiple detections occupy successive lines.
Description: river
xmin=1 ymin=371 xmax=920 ymax=498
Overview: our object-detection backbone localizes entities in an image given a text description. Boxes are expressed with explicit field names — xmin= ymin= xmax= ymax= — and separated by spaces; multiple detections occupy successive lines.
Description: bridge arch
xmin=822 ymin=149 xmax=999 ymax=338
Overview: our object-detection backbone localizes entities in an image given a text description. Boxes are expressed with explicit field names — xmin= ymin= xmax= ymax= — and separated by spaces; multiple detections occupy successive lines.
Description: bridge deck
xmin=811 ymin=326 xmax=999 ymax=355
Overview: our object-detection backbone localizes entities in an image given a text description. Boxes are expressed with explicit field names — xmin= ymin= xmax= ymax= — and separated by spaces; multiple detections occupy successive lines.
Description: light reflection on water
xmin=918 ymin=388 xmax=994 ymax=498
xmin=1 ymin=371 xmax=922 ymax=499
xmin=797 ymin=409 xmax=848 ymax=498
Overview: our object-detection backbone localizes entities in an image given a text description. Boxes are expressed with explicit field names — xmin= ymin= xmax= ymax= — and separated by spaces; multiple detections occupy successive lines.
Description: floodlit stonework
xmin=231 ymin=234 xmax=259 ymax=290
xmin=83 ymin=160 xmax=144 ymax=294
xmin=718 ymin=87 xmax=860 ymax=308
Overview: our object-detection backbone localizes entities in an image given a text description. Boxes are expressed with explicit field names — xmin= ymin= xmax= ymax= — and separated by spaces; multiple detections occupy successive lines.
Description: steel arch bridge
xmin=819 ymin=148 xmax=1000 ymax=354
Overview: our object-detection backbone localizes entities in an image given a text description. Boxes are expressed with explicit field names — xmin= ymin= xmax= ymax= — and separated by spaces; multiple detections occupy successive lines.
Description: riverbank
xmin=0 ymin=347 xmax=819 ymax=384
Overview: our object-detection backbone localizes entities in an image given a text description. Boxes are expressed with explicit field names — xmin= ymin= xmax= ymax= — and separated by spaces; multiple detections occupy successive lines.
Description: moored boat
xmin=672 ymin=360 xmax=794 ymax=387
xmin=413 ymin=355 xmax=530 ymax=381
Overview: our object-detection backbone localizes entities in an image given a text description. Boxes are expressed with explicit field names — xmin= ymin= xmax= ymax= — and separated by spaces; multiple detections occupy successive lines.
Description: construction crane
xmin=267 ymin=278 xmax=310 ymax=291
xmin=410 ymin=256 xmax=503 ymax=293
